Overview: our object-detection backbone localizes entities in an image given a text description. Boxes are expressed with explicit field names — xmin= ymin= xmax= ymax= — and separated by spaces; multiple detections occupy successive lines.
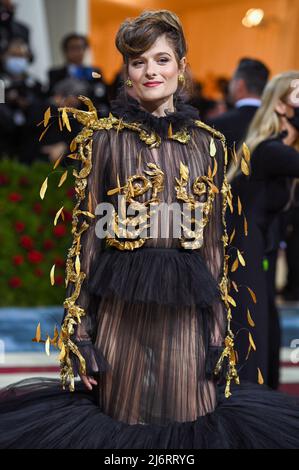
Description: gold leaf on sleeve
xmin=53 ymin=154 xmax=64 ymax=170
xmin=44 ymin=107 xmax=51 ymax=127
xmin=229 ymin=228 xmax=236 ymax=244
xmin=231 ymin=257 xmax=239 ymax=272
xmin=39 ymin=124 xmax=51 ymax=142
xmin=50 ymin=264 xmax=55 ymax=286
xmin=32 ymin=323 xmax=41 ymax=343
xmin=62 ymin=108 xmax=72 ymax=132
xmin=237 ymin=250 xmax=246 ymax=266
xmin=227 ymin=295 xmax=236 ymax=307
xmin=249 ymin=332 xmax=256 ymax=351
xmin=212 ymin=158 xmax=218 ymax=177
xmin=40 ymin=177 xmax=48 ymax=200
xmin=244 ymin=215 xmax=248 ymax=236
xmin=247 ymin=286 xmax=257 ymax=304
xmin=247 ymin=309 xmax=255 ymax=327
xmin=75 ymin=255 xmax=81 ymax=275
xmin=45 ymin=336 xmax=51 ymax=356
xmin=258 ymin=368 xmax=264 ymax=385
xmin=237 ymin=196 xmax=242 ymax=215
xmin=58 ymin=170 xmax=68 ymax=188
xmin=54 ymin=206 xmax=64 ymax=226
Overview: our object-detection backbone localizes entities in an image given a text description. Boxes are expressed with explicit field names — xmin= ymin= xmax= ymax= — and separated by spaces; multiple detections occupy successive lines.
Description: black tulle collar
xmin=110 ymin=92 xmax=200 ymax=138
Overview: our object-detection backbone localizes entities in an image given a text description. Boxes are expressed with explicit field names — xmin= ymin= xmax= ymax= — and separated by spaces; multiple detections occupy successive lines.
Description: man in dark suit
xmin=207 ymin=58 xmax=270 ymax=151
xmin=48 ymin=33 xmax=110 ymax=116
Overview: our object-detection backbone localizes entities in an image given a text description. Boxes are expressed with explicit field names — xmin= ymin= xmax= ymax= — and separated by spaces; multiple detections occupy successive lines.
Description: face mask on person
xmin=287 ymin=106 xmax=299 ymax=132
xmin=0 ymin=6 xmax=13 ymax=25
xmin=4 ymin=57 xmax=29 ymax=75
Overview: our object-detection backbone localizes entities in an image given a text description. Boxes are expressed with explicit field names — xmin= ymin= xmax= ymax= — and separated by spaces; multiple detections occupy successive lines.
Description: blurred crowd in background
xmin=0 ymin=0 xmax=254 ymax=166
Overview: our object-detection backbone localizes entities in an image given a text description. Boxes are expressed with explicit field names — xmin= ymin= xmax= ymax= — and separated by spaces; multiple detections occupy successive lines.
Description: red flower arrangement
xmin=53 ymin=224 xmax=67 ymax=238
xmin=14 ymin=221 xmax=25 ymax=233
xmin=43 ymin=239 xmax=55 ymax=250
xmin=20 ymin=235 xmax=34 ymax=250
xmin=12 ymin=254 xmax=24 ymax=266
xmin=9 ymin=277 xmax=22 ymax=288
xmin=28 ymin=250 xmax=44 ymax=264
xmin=8 ymin=192 xmax=23 ymax=202
xmin=0 ymin=173 xmax=9 ymax=186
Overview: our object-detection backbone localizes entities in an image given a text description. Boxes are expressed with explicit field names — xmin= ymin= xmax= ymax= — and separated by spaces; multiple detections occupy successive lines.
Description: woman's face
xmin=127 ymin=34 xmax=186 ymax=104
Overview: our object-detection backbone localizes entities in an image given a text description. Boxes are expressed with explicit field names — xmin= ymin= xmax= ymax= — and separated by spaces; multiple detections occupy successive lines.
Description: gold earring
xmin=178 ymin=74 xmax=185 ymax=84
xmin=125 ymin=78 xmax=133 ymax=87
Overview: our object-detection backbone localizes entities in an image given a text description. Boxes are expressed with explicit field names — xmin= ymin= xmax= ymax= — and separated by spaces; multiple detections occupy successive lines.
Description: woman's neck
xmin=136 ymin=95 xmax=175 ymax=117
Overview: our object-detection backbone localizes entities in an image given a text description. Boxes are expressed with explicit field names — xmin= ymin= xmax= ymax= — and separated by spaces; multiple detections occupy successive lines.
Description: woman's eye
xmin=158 ymin=58 xmax=169 ymax=64
xmin=132 ymin=61 xmax=143 ymax=66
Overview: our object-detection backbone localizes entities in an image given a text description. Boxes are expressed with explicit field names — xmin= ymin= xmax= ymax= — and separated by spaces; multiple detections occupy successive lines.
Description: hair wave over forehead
xmin=115 ymin=10 xmax=187 ymax=64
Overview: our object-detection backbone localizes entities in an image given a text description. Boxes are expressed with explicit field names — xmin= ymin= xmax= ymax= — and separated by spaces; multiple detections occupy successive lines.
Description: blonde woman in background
xmin=227 ymin=72 xmax=299 ymax=390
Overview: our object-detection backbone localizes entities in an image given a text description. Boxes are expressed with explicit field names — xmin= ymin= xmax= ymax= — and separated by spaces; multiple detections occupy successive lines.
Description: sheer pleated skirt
xmin=94 ymin=294 xmax=217 ymax=425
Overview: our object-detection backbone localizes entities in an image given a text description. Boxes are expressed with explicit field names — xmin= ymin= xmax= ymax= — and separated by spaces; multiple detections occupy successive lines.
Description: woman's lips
xmin=143 ymin=82 xmax=163 ymax=87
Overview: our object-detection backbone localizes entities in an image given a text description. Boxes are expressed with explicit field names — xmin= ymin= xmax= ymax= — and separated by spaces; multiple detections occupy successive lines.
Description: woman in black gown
xmin=0 ymin=11 xmax=299 ymax=449
xmin=228 ymin=71 xmax=299 ymax=387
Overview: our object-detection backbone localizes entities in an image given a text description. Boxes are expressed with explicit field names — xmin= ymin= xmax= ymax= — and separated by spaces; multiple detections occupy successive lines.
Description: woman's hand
xmin=80 ymin=374 xmax=98 ymax=391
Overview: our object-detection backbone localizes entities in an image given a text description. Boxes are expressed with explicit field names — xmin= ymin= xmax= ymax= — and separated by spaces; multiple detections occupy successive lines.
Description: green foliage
xmin=0 ymin=157 xmax=76 ymax=306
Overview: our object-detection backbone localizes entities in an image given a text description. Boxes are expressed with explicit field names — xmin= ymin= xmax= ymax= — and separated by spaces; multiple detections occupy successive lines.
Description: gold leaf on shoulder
xmin=241 ymin=158 xmax=250 ymax=176
xmin=210 ymin=138 xmax=217 ymax=157
xmin=243 ymin=142 xmax=251 ymax=162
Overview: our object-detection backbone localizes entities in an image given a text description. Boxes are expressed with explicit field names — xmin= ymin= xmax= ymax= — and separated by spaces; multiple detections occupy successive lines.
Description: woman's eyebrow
xmin=133 ymin=52 xmax=172 ymax=59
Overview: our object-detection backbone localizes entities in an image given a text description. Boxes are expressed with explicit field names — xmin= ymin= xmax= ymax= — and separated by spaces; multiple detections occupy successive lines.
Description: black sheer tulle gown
xmin=0 ymin=93 xmax=299 ymax=449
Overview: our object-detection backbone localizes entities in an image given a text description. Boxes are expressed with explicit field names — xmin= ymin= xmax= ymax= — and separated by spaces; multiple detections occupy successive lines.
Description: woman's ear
xmin=275 ymin=99 xmax=287 ymax=116
xmin=179 ymin=57 xmax=187 ymax=73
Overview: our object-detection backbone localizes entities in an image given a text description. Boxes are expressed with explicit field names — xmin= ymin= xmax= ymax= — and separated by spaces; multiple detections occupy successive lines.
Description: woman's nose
xmin=145 ymin=61 xmax=158 ymax=78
